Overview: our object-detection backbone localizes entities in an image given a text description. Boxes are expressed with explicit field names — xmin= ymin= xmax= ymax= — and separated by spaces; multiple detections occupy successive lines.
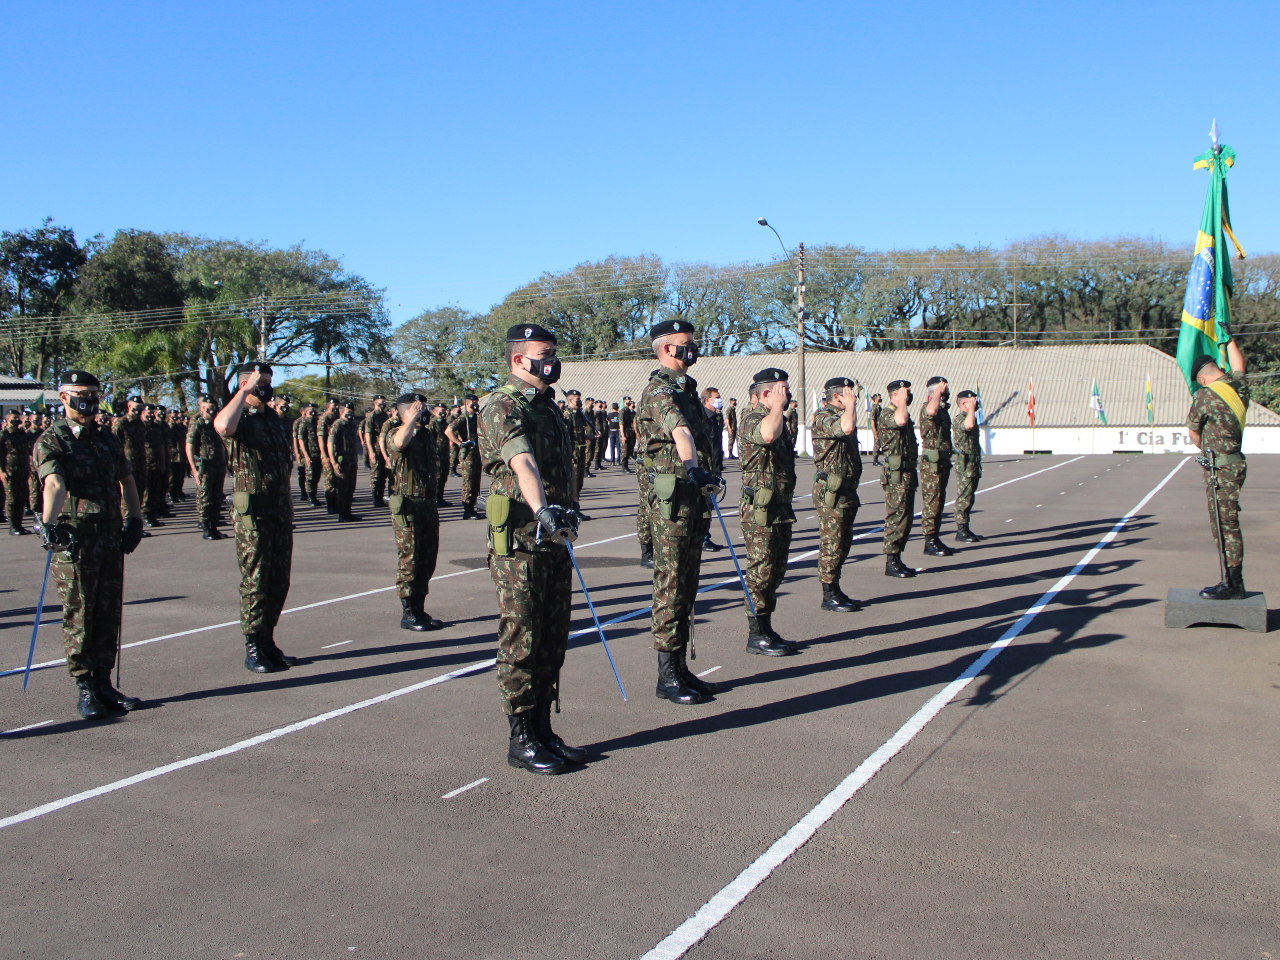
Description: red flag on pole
xmin=1026 ymin=377 xmax=1036 ymax=427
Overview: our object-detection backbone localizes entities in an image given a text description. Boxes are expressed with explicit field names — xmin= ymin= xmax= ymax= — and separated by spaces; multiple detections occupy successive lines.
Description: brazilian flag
xmin=1176 ymin=140 xmax=1245 ymax=393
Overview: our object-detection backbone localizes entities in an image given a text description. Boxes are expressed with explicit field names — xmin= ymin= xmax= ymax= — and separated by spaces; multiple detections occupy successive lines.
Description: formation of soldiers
xmin=11 ymin=331 xmax=1251 ymax=776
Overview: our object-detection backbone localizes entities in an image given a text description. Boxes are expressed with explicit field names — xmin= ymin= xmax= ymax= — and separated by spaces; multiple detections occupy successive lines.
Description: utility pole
xmin=257 ymin=295 xmax=268 ymax=361
xmin=796 ymin=242 xmax=807 ymax=413
xmin=1003 ymin=266 xmax=1030 ymax=346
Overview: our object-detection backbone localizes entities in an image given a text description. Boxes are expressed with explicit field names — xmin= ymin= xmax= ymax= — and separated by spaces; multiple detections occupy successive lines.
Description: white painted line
xmin=0 ymin=657 xmax=498 ymax=831
xmin=441 ymin=777 xmax=489 ymax=800
xmin=1036 ymin=504 xmax=1043 ymax=508
xmin=640 ymin=457 xmax=1190 ymax=960
xmin=321 ymin=640 xmax=353 ymax=649
xmin=1 ymin=720 xmax=55 ymax=736
xmin=1004 ymin=519 xmax=1013 ymax=523
xmin=696 ymin=666 xmax=722 ymax=678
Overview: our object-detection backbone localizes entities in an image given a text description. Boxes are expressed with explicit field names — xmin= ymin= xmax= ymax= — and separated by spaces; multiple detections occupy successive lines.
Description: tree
xmin=0 ymin=219 xmax=87 ymax=380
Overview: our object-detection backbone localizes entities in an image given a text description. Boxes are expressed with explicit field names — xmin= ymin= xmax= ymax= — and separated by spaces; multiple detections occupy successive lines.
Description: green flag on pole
xmin=1089 ymin=379 xmax=1107 ymax=425
xmin=1144 ymin=373 xmax=1155 ymax=424
xmin=1176 ymin=122 xmax=1246 ymax=394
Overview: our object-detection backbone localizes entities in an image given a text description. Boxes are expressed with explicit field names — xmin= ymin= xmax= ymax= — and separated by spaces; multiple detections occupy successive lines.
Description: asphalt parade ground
xmin=2 ymin=454 xmax=1277 ymax=960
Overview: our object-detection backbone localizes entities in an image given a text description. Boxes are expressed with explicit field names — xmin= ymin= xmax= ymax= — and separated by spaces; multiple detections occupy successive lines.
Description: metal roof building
xmin=0 ymin=374 xmax=58 ymax=412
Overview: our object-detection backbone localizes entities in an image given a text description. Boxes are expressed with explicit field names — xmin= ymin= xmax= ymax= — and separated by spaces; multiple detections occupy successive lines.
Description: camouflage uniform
xmin=739 ymin=405 xmax=796 ymax=615
xmin=227 ymin=407 xmax=294 ymax=636
xmin=317 ymin=406 xmax=339 ymax=503
xmin=294 ymin=415 xmax=322 ymax=501
xmin=638 ymin=368 xmax=714 ymax=652
xmin=429 ymin=411 xmax=451 ymax=500
xmin=877 ymin=406 xmax=919 ymax=554
xmin=917 ymin=402 xmax=953 ymax=537
xmin=1187 ymin=372 xmax=1249 ymax=567
xmin=453 ymin=411 xmax=481 ymax=512
xmin=113 ymin=412 xmax=147 ymax=494
xmin=34 ymin=419 xmax=130 ymax=680
xmin=387 ymin=415 xmax=439 ymax=601
xmin=785 ymin=404 xmax=800 ymax=453
xmin=725 ymin=404 xmax=738 ymax=459
xmin=327 ymin=416 xmax=360 ymax=516
xmin=186 ymin=413 xmax=226 ymax=529
xmin=811 ymin=403 xmax=863 ymax=584
xmin=1 ymin=422 xmax=33 ymax=525
xmin=363 ymin=407 xmax=391 ymax=505
xmin=478 ymin=375 xmax=575 ymax=715
xmin=168 ymin=416 xmax=187 ymax=500
xmin=564 ymin=404 xmax=592 ymax=499
xmin=870 ymin=401 xmax=883 ymax=463
xmin=951 ymin=415 xmax=982 ymax=528
xmin=379 ymin=413 xmax=401 ymax=497
xmin=28 ymin=422 xmax=45 ymax=517
xmin=142 ymin=416 xmax=169 ymax=519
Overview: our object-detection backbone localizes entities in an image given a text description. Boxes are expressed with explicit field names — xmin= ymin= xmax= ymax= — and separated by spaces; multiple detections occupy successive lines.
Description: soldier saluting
xmin=811 ymin=376 xmax=864 ymax=613
xmin=917 ymin=376 xmax=956 ymax=558
xmin=1187 ymin=338 xmax=1250 ymax=599
xmin=951 ymin=390 xmax=985 ymax=542
xmin=387 ymin=393 xmax=446 ymax=632
xmin=878 ymin=379 xmax=920 ymax=578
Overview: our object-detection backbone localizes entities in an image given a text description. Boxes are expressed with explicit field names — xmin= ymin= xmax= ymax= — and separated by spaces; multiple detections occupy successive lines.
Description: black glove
xmin=37 ymin=521 xmax=74 ymax=552
xmin=535 ymin=505 xmax=577 ymax=544
xmin=688 ymin=465 xmax=723 ymax=493
xmin=121 ymin=516 xmax=145 ymax=555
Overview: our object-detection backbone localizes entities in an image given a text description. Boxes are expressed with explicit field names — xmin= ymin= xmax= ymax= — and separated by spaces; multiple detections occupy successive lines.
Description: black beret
xmin=887 ymin=379 xmax=912 ymax=393
xmin=564 ymin=389 xmax=581 ymax=397
xmin=236 ymin=362 xmax=273 ymax=376
xmin=649 ymin=319 xmax=695 ymax=340
xmin=752 ymin=367 xmax=789 ymax=385
xmin=824 ymin=376 xmax=857 ymax=390
xmin=127 ymin=394 xmax=142 ymax=403
xmin=1190 ymin=354 xmax=1218 ymax=379
xmin=955 ymin=390 xmax=978 ymax=401
xmin=341 ymin=400 xmax=354 ymax=409
xmin=372 ymin=394 xmax=385 ymax=401
xmin=505 ymin=323 xmax=557 ymax=344
xmin=144 ymin=404 xmax=157 ymax=411
xmin=465 ymin=393 xmax=479 ymax=401
xmin=157 ymin=405 xmax=167 ymax=412
xmin=59 ymin=370 xmax=101 ymax=389
xmin=395 ymin=392 xmax=426 ymax=406
xmin=926 ymin=375 xmax=948 ymax=387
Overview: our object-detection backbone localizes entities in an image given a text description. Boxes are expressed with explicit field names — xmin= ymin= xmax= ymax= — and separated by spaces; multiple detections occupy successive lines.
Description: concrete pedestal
xmin=1165 ymin=588 xmax=1269 ymax=633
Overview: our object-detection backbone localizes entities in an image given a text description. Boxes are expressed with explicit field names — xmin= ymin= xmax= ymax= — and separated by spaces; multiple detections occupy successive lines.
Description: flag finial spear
xmin=1210 ymin=118 xmax=1221 ymax=153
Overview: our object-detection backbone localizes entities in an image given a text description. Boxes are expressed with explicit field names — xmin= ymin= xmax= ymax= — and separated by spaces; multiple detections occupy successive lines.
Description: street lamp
xmin=756 ymin=218 xmax=808 ymax=420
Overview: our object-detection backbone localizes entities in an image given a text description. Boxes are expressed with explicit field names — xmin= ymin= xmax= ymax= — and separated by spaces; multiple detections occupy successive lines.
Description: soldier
xmin=607 ymin=402 xmax=621 ymax=464
xmin=918 ymin=376 xmax=956 ymax=557
xmin=478 ymin=322 xmax=585 ymax=775
xmin=620 ymin=396 xmax=637 ymax=472
xmin=167 ymin=408 xmax=188 ymax=502
xmin=725 ymin=397 xmax=739 ymax=459
xmin=869 ymin=393 xmax=883 ymax=465
xmin=362 ymin=394 xmax=391 ymax=509
xmin=637 ymin=319 xmax=723 ymax=703
xmin=316 ymin=397 xmax=340 ymax=513
xmin=594 ymin=399 xmax=609 ymax=470
xmin=214 ymin=362 xmax=300 ymax=673
xmin=34 ymin=371 xmax=146 ymax=720
xmin=811 ymin=377 xmax=864 ymax=613
xmin=113 ymin=396 xmax=147 ymax=498
xmin=141 ymin=405 xmax=170 ymax=526
xmin=326 ymin=401 xmax=363 ymax=522
xmin=563 ymin=390 xmax=591 ymax=503
xmin=1 ymin=410 xmax=33 ymax=534
xmin=700 ymin=387 xmax=725 ymax=553
xmin=387 ymin=393 xmax=446 ymax=632
xmin=785 ymin=398 xmax=800 ymax=454
xmin=185 ymin=394 xmax=227 ymax=540
xmin=878 ymin=379 xmax=919 ymax=578
xmin=1187 ymin=340 xmax=1250 ymax=599
xmin=379 ymin=405 xmax=402 ymax=499
xmin=951 ymin=390 xmax=985 ymax=543
xmin=738 ymin=369 xmax=800 ymax=655
xmin=292 ymin=402 xmax=318 ymax=504
xmin=27 ymin=411 xmax=46 ymax=521
xmin=444 ymin=394 xmax=482 ymax=519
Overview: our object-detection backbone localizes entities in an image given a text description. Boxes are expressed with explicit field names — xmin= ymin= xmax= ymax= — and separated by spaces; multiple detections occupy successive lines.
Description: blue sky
xmin=6 ymin=0 xmax=1277 ymax=325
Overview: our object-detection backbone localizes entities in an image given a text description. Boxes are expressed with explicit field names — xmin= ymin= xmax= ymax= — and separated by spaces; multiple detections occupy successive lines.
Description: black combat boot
xmin=262 ymin=632 xmax=300 ymax=668
xmin=324 ymin=492 xmax=335 ymax=514
xmin=507 ymin=713 xmax=567 ymax=775
xmin=759 ymin=613 xmax=800 ymax=652
xmin=885 ymin=554 xmax=916 ymax=578
xmin=93 ymin=674 xmax=142 ymax=712
xmin=298 ymin=489 xmax=308 ymax=503
xmin=75 ymin=677 xmax=114 ymax=720
xmin=923 ymin=536 xmax=956 ymax=557
xmin=10 ymin=523 xmax=28 ymax=535
xmin=533 ymin=699 xmax=588 ymax=764
xmin=309 ymin=494 xmax=321 ymax=507
xmin=821 ymin=582 xmax=861 ymax=613
xmin=435 ymin=495 xmax=448 ymax=507
xmin=144 ymin=513 xmax=163 ymax=528
xmin=461 ymin=504 xmax=478 ymax=520
xmin=746 ymin=616 xmax=792 ymax=656
xmin=954 ymin=523 xmax=983 ymax=543
xmin=639 ymin=542 xmax=654 ymax=569
xmin=672 ymin=644 xmax=718 ymax=696
xmin=703 ymin=533 xmax=723 ymax=552
xmin=338 ymin=509 xmax=363 ymax=522
xmin=400 ymin=596 xmax=429 ymax=631
xmin=414 ymin=595 xmax=445 ymax=630
xmin=244 ymin=634 xmax=284 ymax=673
xmin=1200 ymin=565 xmax=1246 ymax=601
xmin=373 ymin=496 xmax=386 ymax=509
xmin=656 ymin=650 xmax=711 ymax=704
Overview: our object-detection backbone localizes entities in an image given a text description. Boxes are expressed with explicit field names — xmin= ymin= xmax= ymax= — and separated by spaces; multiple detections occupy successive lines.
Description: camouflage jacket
xmin=740 ymin=405 xmax=796 ymax=503
xmin=451 ymin=412 xmax=479 ymax=447
xmin=388 ymin=417 xmax=437 ymax=500
xmin=479 ymin=375 xmax=574 ymax=546
xmin=142 ymin=419 xmax=169 ymax=468
xmin=317 ymin=410 xmax=339 ymax=456
xmin=363 ymin=408 xmax=390 ymax=461
xmin=0 ymin=424 xmax=32 ymax=473
xmin=35 ymin=419 xmax=130 ymax=523
xmin=328 ymin=417 xmax=360 ymax=470
xmin=876 ymin=406 xmax=918 ymax=463
xmin=168 ymin=421 xmax=187 ymax=461
xmin=186 ymin=415 xmax=226 ymax=466
xmin=725 ymin=406 xmax=738 ymax=434
xmin=637 ymin=368 xmax=714 ymax=475
xmin=917 ymin=403 xmax=953 ymax=456
xmin=226 ymin=407 xmax=293 ymax=515
xmin=810 ymin=404 xmax=862 ymax=487
xmin=294 ymin=415 xmax=321 ymax=456
xmin=951 ymin=417 xmax=982 ymax=472
xmin=1187 ymin=373 xmax=1249 ymax=457
xmin=563 ymin=406 xmax=592 ymax=447
xmin=870 ymin=402 xmax=882 ymax=432
xmin=784 ymin=406 xmax=799 ymax=439
xmin=113 ymin=413 xmax=147 ymax=474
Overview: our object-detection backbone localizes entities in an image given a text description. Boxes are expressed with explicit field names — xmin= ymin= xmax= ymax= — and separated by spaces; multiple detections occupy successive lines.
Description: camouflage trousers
xmin=4 ymin=466 xmax=30 ymax=521
xmin=392 ymin=500 xmax=439 ymax=599
xmin=1204 ymin=461 xmax=1246 ymax=567
xmin=741 ymin=517 xmax=794 ymax=616
xmin=635 ymin=468 xmax=653 ymax=548
xmin=300 ymin=457 xmax=321 ymax=498
xmin=953 ymin=467 xmax=980 ymax=525
xmin=235 ymin=514 xmax=293 ymax=635
xmin=571 ymin=445 xmax=587 ymax=500
xmin=195 ymin=464 xmax=225 ymax=528
xmin=881 ymin=467 xmax=918 ymax=555
xmin=814 ymin=495 xmax=859 ymax=584
xmin=169 ymin=461 xmax=186 ymax=499
xmin=649 ymin=496 xmax=710 ymax=651
xmin=459 ymin=448 xmax=481 ymax=508
xmin=328 ymin=464 xmax=358 ymax=512
xmin=145 ymin=466 xmax=167 ymax=515
xmin=622 ymin=435 xmax=636 ymax=468
xmin=436 ymin=451 xmax=450 ymax=499
xmin=368 ymin=457 xmax=389 ymax=502
xmin=29 ymin=468 xmax=42 ymax=517
xmin=52 ymin=525 xmax=124 ymax=679
xmin=490 ymin=545 xmax=572 ymax=715
xmin=918 ymin=457 xmax=951 ymax=537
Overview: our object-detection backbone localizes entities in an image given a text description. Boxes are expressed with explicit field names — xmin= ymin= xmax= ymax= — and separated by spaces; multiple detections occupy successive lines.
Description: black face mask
xmin=524 ymin=356 xmax=562 ymax=384
xmin=254 ymin=384 xmax=274 ymax=402
xmin=941 ymin=390 xmax=951 ymax=404
xmin=906 ymin=391 xmax=915 ymax=406
xmin=672 ymin=343 xmax=699 ymax=365
xmin=68 ymin=393 xmax=100 ymax=416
